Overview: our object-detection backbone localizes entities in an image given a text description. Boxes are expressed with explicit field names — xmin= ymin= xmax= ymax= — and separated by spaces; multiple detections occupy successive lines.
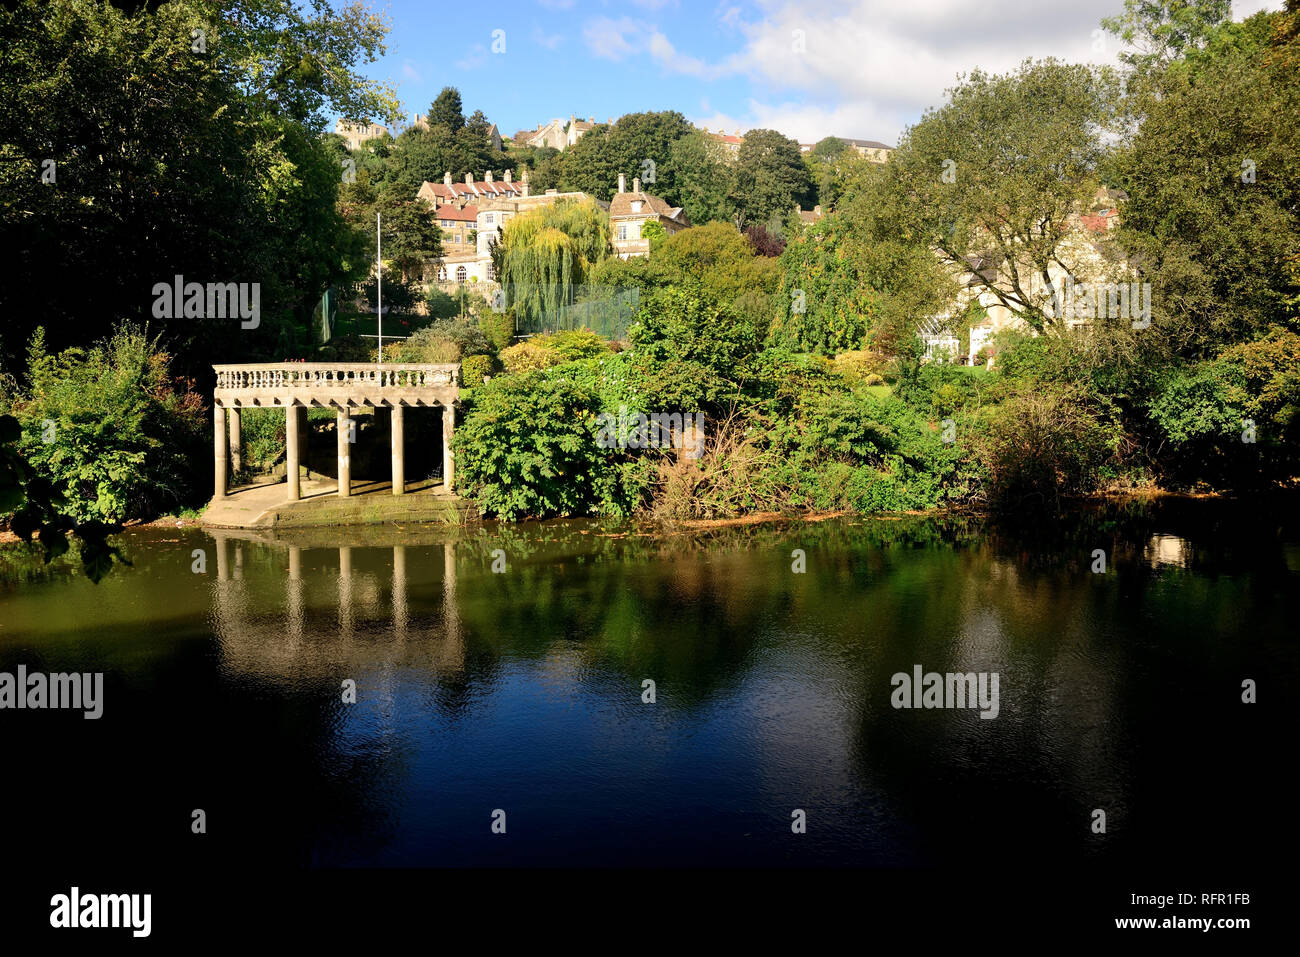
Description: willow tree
xmin=496 ymin=199 xmax=610 ymax=331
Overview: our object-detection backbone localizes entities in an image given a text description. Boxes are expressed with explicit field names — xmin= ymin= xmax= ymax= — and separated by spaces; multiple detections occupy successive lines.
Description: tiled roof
xmin=842 ymin=138 xmax=893 ymax=150
xmin=435 ymin=204 xmax=478 ymax=223
xmin=609 ymin=190 xmax=689 ymax=224
xmin=418 ymin=179 xmax=527 ymax=203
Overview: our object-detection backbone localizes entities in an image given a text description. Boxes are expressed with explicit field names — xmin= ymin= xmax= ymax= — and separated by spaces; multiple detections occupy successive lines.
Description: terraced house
xmin=417 ymin=169 xmax=593 ymax=283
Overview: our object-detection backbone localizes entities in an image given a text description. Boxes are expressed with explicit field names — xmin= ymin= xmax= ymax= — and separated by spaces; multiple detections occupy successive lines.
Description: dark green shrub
xmin=11 ymin=326 xmax=207 ymax=523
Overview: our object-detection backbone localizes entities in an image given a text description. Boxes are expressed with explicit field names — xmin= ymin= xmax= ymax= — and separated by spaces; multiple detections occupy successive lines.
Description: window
xmin=617 ymin=224 xmax=628 ymax=241
xmin=456 ymin=266 xmax=467 ymax=282
xmin=455 ymin=232 xmax=462 ymax=243
xmin=484 ymin=213 xmax=494 ymax=223
xmin=437 ymin=266 xmax=447 ymax=281
xmin=486 ymin=262 xmax=495 ymax=280
xmin=631 ymin=201 xmax=642 ymax=213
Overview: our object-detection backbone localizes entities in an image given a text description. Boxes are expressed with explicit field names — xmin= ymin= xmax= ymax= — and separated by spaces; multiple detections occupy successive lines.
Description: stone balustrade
xmin=214 ymin=362 xmax=458 ymax=396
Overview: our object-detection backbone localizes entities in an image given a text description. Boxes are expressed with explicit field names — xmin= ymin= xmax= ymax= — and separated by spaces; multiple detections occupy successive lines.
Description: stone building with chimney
xmin=608 ymin=174 xmax=691 ymax=259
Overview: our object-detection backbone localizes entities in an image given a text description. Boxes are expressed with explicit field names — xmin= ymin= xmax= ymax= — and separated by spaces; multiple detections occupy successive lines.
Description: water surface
xmin=2 ymin=500 xmax=1295 ymax=870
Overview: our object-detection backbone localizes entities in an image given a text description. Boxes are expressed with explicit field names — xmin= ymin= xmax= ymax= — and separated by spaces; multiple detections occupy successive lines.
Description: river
xmin=1 ymin=498 xmax=1295 ymax=870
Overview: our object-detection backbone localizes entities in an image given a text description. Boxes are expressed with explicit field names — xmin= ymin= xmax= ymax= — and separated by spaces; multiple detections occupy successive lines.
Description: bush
xmin=531 ymin=328 xmax=607 ymax=362
xmin=238 ymin=408 xmax=285 ymax=474
xmin=452 ymin=366 xmax=612 ymax=520
xmin=977 ymin=385 xmax=1119 ymax=509
xmin=380 ymin=326 xmax=461 ymax=364
xmin=831 ymin=349 xmax=889 ymax=382
xmin=500 ymin=340 xmax=557 ymax=374
xmin=429 ymin=316 xmax=492 ymax=357
xmin=9 ymin=326 xmax=207 ymax=523
xmin=460 ymin=353 xmax=495 ymax=386
xmin=481 ymin=307 xmax=515 ymax=350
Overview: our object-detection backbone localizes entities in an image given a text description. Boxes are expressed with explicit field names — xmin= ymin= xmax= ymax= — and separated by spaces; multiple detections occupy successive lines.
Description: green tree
xmin=496 ymin=200 xmax=611 ymax=331
xmin=429 ymin=86 xmax=465 ymax=133
xmin=1109 ymin=9 xmax=1300 ymax=354
xmin=558 ymin=111 xmax=693 ymax=202
xmin=884 ymin=59 xmax=1121 ymax=333
xmin=1101 ymin=0 xmax=1233 ymax=73
xmin=668 ymin=131 xmax=736 ymax=225
xmin=731 ymin=129 xmax=815 ymax=227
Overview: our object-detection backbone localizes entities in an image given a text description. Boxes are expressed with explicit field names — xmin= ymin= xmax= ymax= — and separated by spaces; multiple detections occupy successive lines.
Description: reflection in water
xmin=1144 ymin=533 xmax=1190 ymax=568
xmin=1 ymin=500 xmax=1293 ymax=869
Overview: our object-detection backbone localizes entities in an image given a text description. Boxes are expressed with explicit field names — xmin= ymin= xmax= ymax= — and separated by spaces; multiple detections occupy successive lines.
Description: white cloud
xmin=532 ymin=24 xmax=565 ymax=50
xmin=455 ymin=43 xmax=488 ymax=71
xmin=606 ymin=0 xmax=1288 ymax=143
xmin=583 ymin=16 xmax=640 ymax=60
xmin=401 ymin=61 xmax=423 ymax=84
xmin=692 ymin=98 xmax=901 ymax=145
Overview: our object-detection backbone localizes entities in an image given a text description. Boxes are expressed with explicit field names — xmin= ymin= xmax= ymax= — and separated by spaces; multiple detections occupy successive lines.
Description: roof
xmin=1079 ymin=209 xmax=1120 ymax=233
xmin=708 ymin=132 xmax=744 ymax=145
xmin=417 ymin=179 xmax=528 ymax=204
xmin=434 ymin=204 xmax=478 ymax=223
xmin=511 ymin=129 xmax=535 ymax=144
xmin=841 ymin=138 xmax=893 ymax=150
xmin=608 ymin=190 xmax=689 ymax=225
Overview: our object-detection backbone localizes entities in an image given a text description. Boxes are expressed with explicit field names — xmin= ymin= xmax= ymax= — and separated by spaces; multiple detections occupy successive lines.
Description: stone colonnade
xmin=213 ymin=403 xmax=454 ymax=500
xmin=211 ymin=362 xmax=460 ymax=502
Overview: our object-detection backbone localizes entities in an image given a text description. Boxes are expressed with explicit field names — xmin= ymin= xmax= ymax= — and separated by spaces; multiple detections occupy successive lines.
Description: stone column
xmin=336 ymin=407 xmax=352 ymax=498
xmin=213 ymin=405 xmax=228 ymax=499
xmin=442 ymin=403 xmax=455 ymax=493
xmin=228 ymin=407 xmax=242 ymax=475
xmin=298 ymin=407 xmax=309 ymax=475
xmin=285 ymin=404 xmax=301 ymax=501
xmin=391 ymin=404 xmax=406 ymax=495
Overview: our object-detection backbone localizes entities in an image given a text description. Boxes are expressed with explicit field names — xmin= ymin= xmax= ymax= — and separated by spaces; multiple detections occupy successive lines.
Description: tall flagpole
xmin=377 ymin=211 xmax=383 ymax=365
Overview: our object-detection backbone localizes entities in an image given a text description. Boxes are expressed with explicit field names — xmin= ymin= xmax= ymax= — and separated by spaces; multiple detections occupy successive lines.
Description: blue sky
xmin=351 ymin=0 xmax=1283 ymax=146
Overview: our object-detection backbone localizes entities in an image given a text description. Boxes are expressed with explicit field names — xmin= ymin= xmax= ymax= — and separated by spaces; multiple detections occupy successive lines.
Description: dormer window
xmin=631 ymin=201 xmax=642 ymax=213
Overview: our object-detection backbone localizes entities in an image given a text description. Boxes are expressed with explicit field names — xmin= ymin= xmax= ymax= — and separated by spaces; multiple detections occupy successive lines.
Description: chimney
xmin=443 ymin=171 xmax=452 ymax=187
xmin=485 ymin=170 xmax=493 ymax=183
xmin=814 ymin=205 xmax=821 ymax=215
xmin=465 ymin=172 xmax=474 ymax=187
xmin=618 ymin=173 xmax=626 ymax=193
xmin=504 ymin=168 xmax=512 ymax=184
xmin=588 ymin=116 xmax=594 ymax=124
xmin=521 ymin=166 xmax=531 ymax=197
xmin=632 ymin=177 xmax=640 ymax=194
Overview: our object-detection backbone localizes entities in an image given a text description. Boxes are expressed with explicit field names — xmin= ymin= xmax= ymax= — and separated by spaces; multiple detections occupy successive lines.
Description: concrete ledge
xmin=202 ymin=477 xmax=476 ymax=529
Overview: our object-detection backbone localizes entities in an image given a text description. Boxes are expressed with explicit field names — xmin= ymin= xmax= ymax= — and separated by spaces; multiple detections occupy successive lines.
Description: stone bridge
xmin=211 ymin=362 xmax=459 ymax=502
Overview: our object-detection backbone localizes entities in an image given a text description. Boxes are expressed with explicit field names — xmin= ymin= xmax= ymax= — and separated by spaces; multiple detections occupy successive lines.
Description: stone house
xmin=514 ymin=115 xmax=602 ymax=151
xmin=335 ymin=118 xmax=388 ymax=151
xmin=608 ymin=174 xmax=691 ymax=259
